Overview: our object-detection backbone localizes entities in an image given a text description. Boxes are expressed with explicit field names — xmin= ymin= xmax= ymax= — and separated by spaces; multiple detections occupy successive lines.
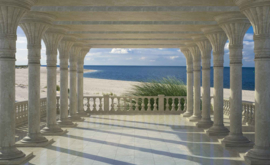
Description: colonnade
xmin=0 ymin=0 xmax=270 ymax=165
xmin=0 ymin=1 xmax=90 ymax=162
xmin=180 ymin=1 xmax=270 ymax=164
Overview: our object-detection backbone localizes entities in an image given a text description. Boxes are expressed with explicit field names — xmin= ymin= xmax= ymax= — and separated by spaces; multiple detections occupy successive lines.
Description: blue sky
xmin=15 ymin=26 xmax=255 ymax=67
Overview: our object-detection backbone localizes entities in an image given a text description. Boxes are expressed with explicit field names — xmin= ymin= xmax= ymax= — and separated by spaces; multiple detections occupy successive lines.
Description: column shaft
xmin=77 ymin=63 xmax=87 ymax=116
xmin=59 ymin=59 xmax=71 ymax=123
xmin=193 ymin=36 xmax=213 ymax=128
xmin=69 ymin=61 xmax=83 ymax=121
xmin=185 ymin=69 xmax=193 ymax=117
xmin=201 ymin=67 xmax=211 ymax=121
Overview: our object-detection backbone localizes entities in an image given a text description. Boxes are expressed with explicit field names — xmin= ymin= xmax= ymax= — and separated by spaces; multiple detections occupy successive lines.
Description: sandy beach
xmin=15 ymin=67 xmax=255 ymax=102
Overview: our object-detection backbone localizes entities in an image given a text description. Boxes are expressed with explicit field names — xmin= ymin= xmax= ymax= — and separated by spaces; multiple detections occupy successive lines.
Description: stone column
xmin=69 ymin=42 xmax=84 ymax=121
xmin=234 ymin=0 xmax=270 ymax=164
xmin=41 ymin=26 xmax=68 ymax=135
xmin=202 ymin=25 xmax=229 ymax=136
xmin=77 ymin=47 xmax=91 ymax=117
xmin=215 ymin=12 xmax=252 ymax=147
xmin=180 ymin=47 xmax=193 ymax=117
xmin=186 ymin=42 xmax=202 ymax=122
xmin=19 ymin=12 xmax=54 ymax=145
xmin=0 ymin=0 xmax=35 ymax=160
xmin=57 ymin=35 xmax=77 ymax=127
xmin=192 ymin=35 xmax=213 ymax=129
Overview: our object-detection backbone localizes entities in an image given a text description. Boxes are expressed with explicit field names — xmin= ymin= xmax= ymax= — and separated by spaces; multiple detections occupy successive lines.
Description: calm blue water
xmin=83 ymin=66 xmax=255 ymax=91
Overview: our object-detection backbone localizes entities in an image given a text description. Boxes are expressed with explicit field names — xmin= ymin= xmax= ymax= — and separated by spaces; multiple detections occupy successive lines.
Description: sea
xmin=83 ymin=66 xmax=255 ymax=91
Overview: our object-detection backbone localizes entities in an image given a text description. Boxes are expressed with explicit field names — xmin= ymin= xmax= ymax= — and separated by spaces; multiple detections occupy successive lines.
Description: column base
xmin=221 ymin=134 xmax=254 ymax=147
xmin=0 ymin=146 xmax=25 ymax=160
xmin=41 ymin=125 xmax=68 ymax=136
xmin=189 ymin=115 xmax=201 ymax=122
xmin=16 ymin=138 xmax=54 ymax=147
xmin=206 ymin=125 xmax=229 ymax=136
xmin=69 ymin=115 xmax=84 ymax=122
xmin=196 ymin=119 xmax=213 ymax=129
xmin=244 ymin=148 xmax=270 ymax=165
xmin=182 ymin=111 xmax=193 ymax=117
xmin=0 ymin=152 xmax=33 ymax=165
xmin=57 ymin=119 xmax=77 ymax=128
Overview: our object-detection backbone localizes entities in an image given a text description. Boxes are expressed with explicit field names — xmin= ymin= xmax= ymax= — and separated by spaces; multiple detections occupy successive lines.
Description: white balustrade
xmin=15 ymin=98 xmax=47 ymax=127
xmin=223 ymin=98 xmax=255 ymax=127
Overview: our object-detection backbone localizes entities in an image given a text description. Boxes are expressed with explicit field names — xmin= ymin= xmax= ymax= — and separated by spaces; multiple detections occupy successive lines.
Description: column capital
xmin=43 ymin=25 xmax=69 ymax=57
xmin=180 ymin=46 xmax=193 ymax=66
xmin=215 ymin=12 xmax=250 ymax=46
xmin=69 ymin=41 xmax=84 ymax=62
xmin=19 ymin=11 xmax=55 ymax=52
xmin=202 ymin=25 xmax=227 ymax=67
xmin=78 ymin=46 xmax=91 ymax=62
xmin=0 ymin=0 xmax=36 ymax=59
xmin=192 ymin=35 xmax=212 ymax=60
xmin=201 ymin=25 xmax=228 ymax=54
xmin=234 ymin=0 xmax=270 ymax=35
xmin=185 ymin=42 xmax=201 ymax=71
xmin=59 ymin=35 xmax=77 ymax=60
xmin=234 ymin=0 xmax=270 ymax=60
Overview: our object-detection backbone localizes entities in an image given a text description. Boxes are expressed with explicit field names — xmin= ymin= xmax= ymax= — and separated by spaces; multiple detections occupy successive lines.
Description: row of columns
xmin=180 ymin=2 xmax=270 ymax=163
xmin=0 ymin=1 xmax=90 ymax=161
xmin=0 ymin=0 xmax=270 ymax=165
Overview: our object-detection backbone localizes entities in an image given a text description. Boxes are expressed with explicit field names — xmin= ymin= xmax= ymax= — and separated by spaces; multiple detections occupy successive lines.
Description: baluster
xmin=135 ymin=97 xmax=139 ymax=111
xmin=111 ymin=97 xmax=115 ymax=111
xmin=99 ymin=97 xmax=103 ymax=111
xmin=117 ymin=98 xmax=121 ymax=112
xmin=141 ymin=97 xmax=145 ymax=111
xmin=86 ymin=98 xmax=90 ymax=113
xmin=184 ymin=97 xmax=187 ymax=112
xmin=153 ymin=98 xmax=157 ymax=111
xmin=248 ymin=105 xmax=254 ymax=125
xmin=242 ymin=104 xmax=247 ymax=124
xmin=93 ymin=98 xmax=97 ymax=111
xmin=165 ymin=98 xmax=169 ymax=111
xmin=177 ymin=97 xmax=181 ymax=111
xmin=246 ymin=104 xmax=250 ymax=125
xmin=171 ymin=98 xmax=175 ymax=111
xmin=251 ymin=104 xmax=255 ymax=126
xmin=123 ymin=97 xmax=127 ymax=112
xmin=147 ymin=97 xmax=151 ymax=111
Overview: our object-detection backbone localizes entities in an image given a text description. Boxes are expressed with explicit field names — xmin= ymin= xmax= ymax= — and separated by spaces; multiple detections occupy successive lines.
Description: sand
xmin=15 ymin=67 xmax=255 ymax=102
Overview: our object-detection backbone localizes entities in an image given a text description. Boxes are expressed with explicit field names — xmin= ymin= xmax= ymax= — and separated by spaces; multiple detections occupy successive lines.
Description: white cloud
xmin=244 ymin=33 xmax=253 ymax=40
xmin=158 ymin=48 xmax=163 ymax=50
xmin=150 ymin=60 xmax=156 ymax=62
xmin=17 ymin=37 xmax=27 ymax=44
xmin=140 ymin=57 xmax=146 ymax=60
xmin=110 ymin=48 xmax=131 ymax=54
xmin=169 ymin=56 xmax=179 ymax=60
xmin=126 ymin=57 xmax=133 ymax=60
xmin=243 ymin=57 xmax=253 ymax=62
xmin=224 ymin=42 xmax=229 ymax=51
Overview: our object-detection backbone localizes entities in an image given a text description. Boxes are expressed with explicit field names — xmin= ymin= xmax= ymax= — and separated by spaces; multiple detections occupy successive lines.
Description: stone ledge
xmin=0 ymin=152 xmax=33 ymax=165
xmin=41 ymin=129 xmax=68 ymax=136
xmin=219 ymin=139 xmax=254 ymax=148
xmin=15 ymin=138 xmax=54 ymax=147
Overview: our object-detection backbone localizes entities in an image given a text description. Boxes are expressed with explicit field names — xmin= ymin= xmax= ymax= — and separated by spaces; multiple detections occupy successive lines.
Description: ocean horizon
xmin=41 ymin=65 xmax=255 ymax=91
xmin=79 ymin=65 xmax=255 ymax=91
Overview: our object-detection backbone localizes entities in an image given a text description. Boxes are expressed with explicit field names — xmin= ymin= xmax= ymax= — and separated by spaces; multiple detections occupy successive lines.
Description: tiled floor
xmin=18 ymin=115 xmax=254 ymax=165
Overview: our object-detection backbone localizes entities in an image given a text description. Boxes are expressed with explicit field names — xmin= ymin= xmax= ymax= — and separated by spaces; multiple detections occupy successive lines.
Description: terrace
xmin=0 ymin=0 xmax=269 ymax=165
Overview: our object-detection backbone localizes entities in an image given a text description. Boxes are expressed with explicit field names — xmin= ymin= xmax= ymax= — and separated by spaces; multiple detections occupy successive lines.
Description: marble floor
xmin=17 ymin=115 xmax=255 ymax=165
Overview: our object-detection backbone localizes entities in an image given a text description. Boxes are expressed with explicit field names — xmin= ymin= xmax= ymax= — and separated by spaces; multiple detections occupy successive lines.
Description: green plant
xmin=127 ymin=77 xmax=187 ymax=111
xmin=56 ymin=85 xmax=60 ymax=91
